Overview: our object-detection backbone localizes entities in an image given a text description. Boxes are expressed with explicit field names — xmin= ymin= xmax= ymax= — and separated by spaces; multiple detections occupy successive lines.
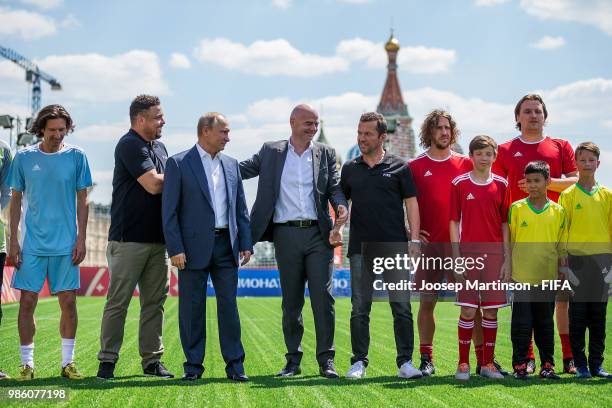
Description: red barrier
xmin=1 ymin=266 xmax=51 ymax=304
xmin=77 ymin=266 xmax=179 ymax=297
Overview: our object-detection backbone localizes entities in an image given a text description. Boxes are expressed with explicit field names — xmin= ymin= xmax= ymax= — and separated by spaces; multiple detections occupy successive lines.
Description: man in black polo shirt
xmin=97 ymin=95 xmax=173 ymax=379
xmin=340 ymin=112 xmax=422 ymax=380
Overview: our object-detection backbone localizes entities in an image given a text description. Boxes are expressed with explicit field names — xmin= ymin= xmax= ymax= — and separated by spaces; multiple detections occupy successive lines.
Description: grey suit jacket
xmin=239 ymin=140 xmax=348 ymax=247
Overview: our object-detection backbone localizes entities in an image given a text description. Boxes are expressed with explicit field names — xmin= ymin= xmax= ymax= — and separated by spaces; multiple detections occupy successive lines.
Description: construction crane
xmin=0 ymin=45 xmax=62 ymax=117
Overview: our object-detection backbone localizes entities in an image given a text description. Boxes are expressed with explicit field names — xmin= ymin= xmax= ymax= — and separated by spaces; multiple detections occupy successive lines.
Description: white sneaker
xmin=398 ymin=361 xmax=423 ymax=379
xmin=480 ymin=363 xmax=505 ymax=379
xmin=455 ymin=363 xmax=470 ymax=381
xmin=345 ymin=361 xmax=366 ymax=379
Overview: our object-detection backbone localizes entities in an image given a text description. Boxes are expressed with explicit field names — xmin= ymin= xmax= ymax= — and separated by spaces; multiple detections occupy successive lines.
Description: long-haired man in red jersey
xmin=493 ymin=93 xmax=578 ymax=374
xmin=410 ymin=110 xmax=508 ymax=377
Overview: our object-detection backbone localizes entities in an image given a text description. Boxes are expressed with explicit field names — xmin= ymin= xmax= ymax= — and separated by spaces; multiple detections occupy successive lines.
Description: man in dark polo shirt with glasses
xmin=341 ymin=112 xmax=422 ymax=380
xmin=97 ymin=95 xmax=173 ymax=379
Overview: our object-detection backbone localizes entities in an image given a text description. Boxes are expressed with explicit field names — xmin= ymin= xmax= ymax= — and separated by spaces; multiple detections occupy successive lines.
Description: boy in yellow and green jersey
xmin=558 ymin=142 xmax=612 ymax=379
xmin=508 ymin=161 xmax=566 ymax=380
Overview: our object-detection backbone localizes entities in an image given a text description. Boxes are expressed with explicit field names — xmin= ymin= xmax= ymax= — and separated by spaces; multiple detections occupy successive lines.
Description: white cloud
xmin=602 ymin=120 xmax=612 ymax=129
xmin=73 ymin=122 xmax=129 ymax=143
xmin=89 ymin=170 xmax=114 ymax=203
xmin=520 ymin=0 xmax=612 ymax=35
xmin=0 ymin=6 xmax=56 ymax=39
xmin=0 ymin=102 xmax=30 ymax=121
xmin=337 ymin=38 xmax=457 ymax=74
xmin=0 ymin=61 xmax=25 ymax=81
xmin=193 ymin=38 xmax=349 ymax=77
xmin=36 ymin=50 xmax=169 ymax=102
xmin=169 ymin=53 xmax=191 ymax=69
xmin=60 ymin=13 xmax=81 ymax=29
xmin=537 ymin=78 xmax=612 ymax=126
xmin=530 ymin=35 xmax=566 ymax=49
xmin=474 ymin=0 xmax=510 ymax=5
xmin=19 ymin=0 xmax=63 ymax=10
xmin=193 ymin=37 xmax=455 ymax=77
xmin=271 ymin=0 xmax=291 ymax=9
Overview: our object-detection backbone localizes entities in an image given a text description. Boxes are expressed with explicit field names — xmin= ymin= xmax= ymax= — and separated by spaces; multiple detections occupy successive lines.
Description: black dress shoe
xmin=227 ymin=373 xmax=249 ymax=382
xmin=181 ymin=372 xmax=202 ymax=381
xmin=144 ymin=361 xmax=175 ymax=378
xmin=277 ymin=364 xmax=301 ymax=377
xmin=319 ymin=360 xmax=339 ymax=379
xmin=97 ymin=362 xmax=115 ymax=380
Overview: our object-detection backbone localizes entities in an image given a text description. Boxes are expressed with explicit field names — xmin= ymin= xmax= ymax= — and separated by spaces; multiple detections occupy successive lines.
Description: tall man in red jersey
xmin=493 ymin=93 xmax=578 ymax=374
xmin=410 ymin=110 xmax=507 ymax=376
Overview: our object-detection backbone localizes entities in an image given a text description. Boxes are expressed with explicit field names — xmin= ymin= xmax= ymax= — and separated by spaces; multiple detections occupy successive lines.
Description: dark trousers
xmin=569 ymin=302 xmax=607 ymax=369
xmin=178 ymin=231 xmax=245 ymax=376
xmin=349 ymin=254 xmax=413 ymax=368
xmin=511 ymin=298 xmax=555 ymax=367
xmin=0 ymin=252 xmax=5 ymax=325
xmin=273 ymin=224 xmax=335 ymax=367
xmin=568 ymin=254 xmax=610 ymax=369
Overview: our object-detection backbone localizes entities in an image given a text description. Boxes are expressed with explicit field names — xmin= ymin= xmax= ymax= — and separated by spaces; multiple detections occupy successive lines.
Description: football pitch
xmin=0 ymin=297 xmax=611 ymax=407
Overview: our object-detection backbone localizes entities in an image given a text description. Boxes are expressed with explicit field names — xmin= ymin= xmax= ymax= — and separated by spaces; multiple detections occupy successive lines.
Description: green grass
xmin=0 ymin=297 xmax=611 ymax=407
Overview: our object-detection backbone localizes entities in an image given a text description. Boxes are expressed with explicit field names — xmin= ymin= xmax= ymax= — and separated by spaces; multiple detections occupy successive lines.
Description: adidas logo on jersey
xmin=32 ymin=164 xmax=41 ymax=171
xmin=424 ymin=170 xmax=433 ymax=177
xmin=514 ymin=152 xmax=523 ymax=157
xmin=575 ymin=203 xmax=582 ymax=210
xmin=466 ymin=193 xmax=475 ymax=200
xmin=520 ymin=221 xmax=528 ymax=227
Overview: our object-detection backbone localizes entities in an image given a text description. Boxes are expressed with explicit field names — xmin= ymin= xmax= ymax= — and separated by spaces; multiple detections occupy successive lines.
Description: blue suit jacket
xmin=162 ymin=145 xmax=253 ymax=269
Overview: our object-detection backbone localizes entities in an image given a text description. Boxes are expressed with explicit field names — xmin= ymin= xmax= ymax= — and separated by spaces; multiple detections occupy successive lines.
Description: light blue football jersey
xmin=9 ymin=143 xmax=93 ymax=256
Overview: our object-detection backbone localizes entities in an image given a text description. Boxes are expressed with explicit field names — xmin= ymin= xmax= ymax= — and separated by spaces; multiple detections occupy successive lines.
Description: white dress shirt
xmin=196 ymin=143 xmax=228 ymax=228
xmin=273 ymin=140 xmax=318 ymax=222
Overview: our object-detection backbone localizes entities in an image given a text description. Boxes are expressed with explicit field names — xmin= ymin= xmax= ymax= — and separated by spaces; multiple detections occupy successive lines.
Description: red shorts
xmin=414 ymin=244 xmax=455 ymax=297
xmin=455 ymin=252 xmax=508 ymax=309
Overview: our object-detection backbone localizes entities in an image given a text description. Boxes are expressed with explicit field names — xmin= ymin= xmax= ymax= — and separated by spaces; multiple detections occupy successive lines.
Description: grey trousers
xmin=98 ymin=241 xmax=169 ymax=369
xmin=273 ymin=224 xmax=335 ymax=366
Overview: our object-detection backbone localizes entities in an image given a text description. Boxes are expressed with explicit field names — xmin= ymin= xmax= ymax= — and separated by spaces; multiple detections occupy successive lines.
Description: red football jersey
xmin=409 ymin=152 xmax=472 ymax=242
xmin=450 ymin=172 xmax=510 ymax=243
xmin=492 ymin=136 xmax=576 ymax=203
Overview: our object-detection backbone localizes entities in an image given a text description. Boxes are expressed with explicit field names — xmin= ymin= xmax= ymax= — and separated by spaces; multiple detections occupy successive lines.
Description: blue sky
xmin=1 ymin=0 xmax=611 ymax=205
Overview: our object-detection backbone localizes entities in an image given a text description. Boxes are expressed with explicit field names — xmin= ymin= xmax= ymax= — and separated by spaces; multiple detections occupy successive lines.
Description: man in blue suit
xmin=162 ymin=112 xmax=253 ymax=382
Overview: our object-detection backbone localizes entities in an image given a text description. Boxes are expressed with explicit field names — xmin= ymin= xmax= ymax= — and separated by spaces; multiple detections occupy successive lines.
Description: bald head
xmin=290 ymin=104 xmax=318 ymax=120
xmin=289 ymin=104 xmax=319 ymax=147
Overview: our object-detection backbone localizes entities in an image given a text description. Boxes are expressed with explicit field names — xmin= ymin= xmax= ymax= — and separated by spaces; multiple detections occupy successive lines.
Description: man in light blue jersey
xmin=8 ymin=105 xmax=92 ymax=381
xmin=0 ymin=139 xmax=13 ymax=380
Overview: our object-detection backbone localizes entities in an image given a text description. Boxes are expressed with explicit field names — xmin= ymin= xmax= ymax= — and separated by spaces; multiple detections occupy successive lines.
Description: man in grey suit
xmin=240 ymin=104 xmax=348 ymax=378
xmin=162 ymin=112 xmax=253 ymax=382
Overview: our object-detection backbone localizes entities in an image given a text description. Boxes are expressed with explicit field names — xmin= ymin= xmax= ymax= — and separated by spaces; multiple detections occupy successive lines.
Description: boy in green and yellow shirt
xmin=508 ymin=161 xmax=565 ymax=380
xmin=559 ymin=142 xmax=612 ymax=379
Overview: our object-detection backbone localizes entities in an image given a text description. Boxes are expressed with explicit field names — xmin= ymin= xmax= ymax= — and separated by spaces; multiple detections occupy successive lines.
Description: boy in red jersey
xmin=410 ymin=110 xmax=507 ymax=377
xmin=450 ymin=135 xmax=511 ymax=381
xmin=493 ymin=94 xmax=578 ymax=374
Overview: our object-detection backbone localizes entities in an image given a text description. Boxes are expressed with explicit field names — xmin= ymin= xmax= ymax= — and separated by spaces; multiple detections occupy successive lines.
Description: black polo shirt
xmin=108 ymin=129 xmax=168 ymax=243
xmin=340 ymin=152 xmax=417 ymax=256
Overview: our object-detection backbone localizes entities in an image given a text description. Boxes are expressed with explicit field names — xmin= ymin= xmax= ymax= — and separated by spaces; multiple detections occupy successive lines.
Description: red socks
xmin=458 ymin=318 xmax=474 ymax=364
xmin=560 ymin=333 xmax=573 ymax=360
xmin=527 ymin=339 xmax=535 ymax=360
xmin=474 ymin=344 xmax=483 ymax=366
xmin=482 ymin=318 xmax=498 ymax=366
xmin=420 ymin=344 xmax=433 ymax=360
